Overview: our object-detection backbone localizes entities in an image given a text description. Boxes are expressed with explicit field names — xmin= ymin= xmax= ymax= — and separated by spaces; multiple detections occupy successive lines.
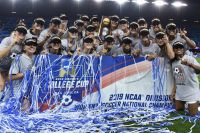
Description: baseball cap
xmin=122 ymin=37 xmax=132 ymax=44
xmin=119 ymin=19 xmax=128 ymax=24
xmin=104 ymin=35 xmax=114 ymax=43
xmin=166 ymin=23 xmax=176 ymax=30
xmin=138 ymin=18 xmax=146 ymax=25
xmin=83 ymin=36 xmax=94 ymax=43
xmin=50 ymin=36 xmax=61 ymax=44
xmin=81 ymin=15 xmax=90 ymax=22
xmin=34 ymin=18 xmax=45 ymax=25
xmin=130 ymin=22 xmax=139 ymax=29
xmin=24 ymin=38 xmax=37 ymax=46
xmin=155 ymin=32 xmax=165 ymax=39
xmin=110 ymin=15 xmax=119 ymax=22
xmin=86 ymin=25 xmax=95 ymax=32
xmin=151 ymin=18 xmax=161 ymax=26
xmin=60 ymin=14 xmax=67 ymax=20
xmin=172 ymin=41 xmax=184 ymax=49
xmin=91 ymin=16 xmax=98 ymax=22
xmin=139 ymin=28 xmax=149 ymax=37
xmin=50 ymin=17 xmax=61 ymax=25
xmin=75 ymin=20 xmax=84 ymax=27
xmin=68 ymin=26 xmax=78 ymax=33
xmin=15 ymin=25 xmax=27 ymax=35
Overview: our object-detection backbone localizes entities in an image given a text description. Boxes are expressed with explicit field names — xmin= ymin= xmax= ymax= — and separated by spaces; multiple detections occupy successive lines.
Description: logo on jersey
xmin=174 ymin=65 xmax=186 ymax=85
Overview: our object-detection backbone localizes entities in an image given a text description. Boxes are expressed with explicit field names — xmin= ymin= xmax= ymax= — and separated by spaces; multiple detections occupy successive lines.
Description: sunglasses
xmin=26 ymin=43 xmax=37 ymax=46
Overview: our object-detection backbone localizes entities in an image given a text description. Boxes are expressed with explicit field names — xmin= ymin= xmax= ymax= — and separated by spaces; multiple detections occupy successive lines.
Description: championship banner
xmin=100 ymin=56 xmax=173 ymax=109
xmin=20 ymin=55 xmax=173 ymax=112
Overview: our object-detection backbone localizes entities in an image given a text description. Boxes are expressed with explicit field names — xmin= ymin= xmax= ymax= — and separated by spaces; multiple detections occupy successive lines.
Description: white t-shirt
xmin=172 ymin=55 xmax=200 ymax=102
xmin=6 ymin=54 xmax=34 ymax=99
xmin=0 ymin=36 xmax=22 ymax=72
xmin=135 ymin=40 xmax=160 ymax=56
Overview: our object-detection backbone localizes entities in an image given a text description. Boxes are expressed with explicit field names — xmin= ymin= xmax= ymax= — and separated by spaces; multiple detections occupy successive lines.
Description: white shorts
xmin=186 ymin=101 xmax=198 ymax=104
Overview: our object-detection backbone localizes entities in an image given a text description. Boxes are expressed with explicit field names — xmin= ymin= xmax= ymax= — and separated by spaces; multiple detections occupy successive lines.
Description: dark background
xmin=0 ymin=0 xmax=199 ymax=23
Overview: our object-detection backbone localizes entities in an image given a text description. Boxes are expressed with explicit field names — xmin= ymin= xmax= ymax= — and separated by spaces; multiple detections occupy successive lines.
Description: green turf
xmin=166 ymin=111 xmax=200 ymax=133
xmin=168 ymin=118 xmax=200 ymax=133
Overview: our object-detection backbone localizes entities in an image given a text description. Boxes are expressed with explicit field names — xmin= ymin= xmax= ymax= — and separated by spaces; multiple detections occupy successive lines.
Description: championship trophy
xmin=98 ymin=16 xmax=111 ymax=40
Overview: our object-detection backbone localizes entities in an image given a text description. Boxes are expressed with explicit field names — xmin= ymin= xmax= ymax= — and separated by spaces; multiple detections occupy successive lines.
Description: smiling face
xmin=122 ymin=43 xmax=131 ymax=54
xmin=50 ymin=41 xmax=61 ymax=50
xmin=24 ymin=43 xmax=37 ymax=55
xmin=84 ymin=42 xmax=93 ymax=50
xmin=141 ymin=36 xmax=150 ymax=47
xmin=33 ymin=23 xmax=44 ymax=33
xmin=173 ymin=45 xmax=185 ymax=59
xmin=68 ymin=31 xmax=78 ymax=39
xmin=155 ymin=34 xmax=166 ymax=46
xmin=166 ymin=26 xmax=177 ymax=39
xmin=130 ymin=27 xmax=138 ymax=37
xmin=119 ymin=23 xmax=128 ymax=31
xmin=49 ymin=23 xmax=60 ymax=34
xmin=104 ymin=41 xmax=114 ymax=51
xmin=152 ymin=24 xmax=162 ymax=33
xmin=156 ymin=38 xmax=163 ymax=46
xmin=111 ymin=20 xmax=118 ymax=29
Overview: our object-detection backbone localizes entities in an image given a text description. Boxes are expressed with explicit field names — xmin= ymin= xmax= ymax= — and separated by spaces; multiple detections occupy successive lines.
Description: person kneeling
xmin=171 ymin=41 xmax=200 ymax=116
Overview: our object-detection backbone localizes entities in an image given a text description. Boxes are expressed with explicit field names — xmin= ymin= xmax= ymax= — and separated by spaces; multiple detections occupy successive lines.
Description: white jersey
xmin=172 ymin=55 xmax=200 ymax=102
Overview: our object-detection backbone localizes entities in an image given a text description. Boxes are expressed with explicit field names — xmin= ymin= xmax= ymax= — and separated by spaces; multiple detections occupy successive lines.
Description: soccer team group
xmin=0 ymin=14 xmax=199 ymax=115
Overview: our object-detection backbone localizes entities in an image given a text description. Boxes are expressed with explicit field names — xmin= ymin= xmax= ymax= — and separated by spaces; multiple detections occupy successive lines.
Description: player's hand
xmin=132 ymin=49 xmax=140 ymax=57
xmin=181 ymin=58 xmax=193 ymax=67
xmin=46 ymin=31 xmax=51 ymax=39
xmin=162 ymin=35 xmax=169 ymax=45
xmin=58 ymin=29 xmax=66 ymax=36
xmin=112 ymin=53 xmax=117 ymax=57
xmin=101 ymin=48 xmax=108 ymax=55
xmin=146 ymin=54 xmax=157 ymax=61
xmin=12 ymin=35 xmax=21 ymax=45
xmin=76 ymin=47 xmax=81 ymax=55
xmin=180 ymin=28 xmax=187 ymax=38
xmin=124 ymin=30 xmax=130 ymax=36
xmin=68 ymin=43 xmax=73 ymax=48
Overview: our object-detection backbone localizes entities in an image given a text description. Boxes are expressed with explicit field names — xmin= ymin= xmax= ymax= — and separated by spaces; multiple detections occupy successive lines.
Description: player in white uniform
xmin=171 ymin=41 xmax=200 ymax=116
